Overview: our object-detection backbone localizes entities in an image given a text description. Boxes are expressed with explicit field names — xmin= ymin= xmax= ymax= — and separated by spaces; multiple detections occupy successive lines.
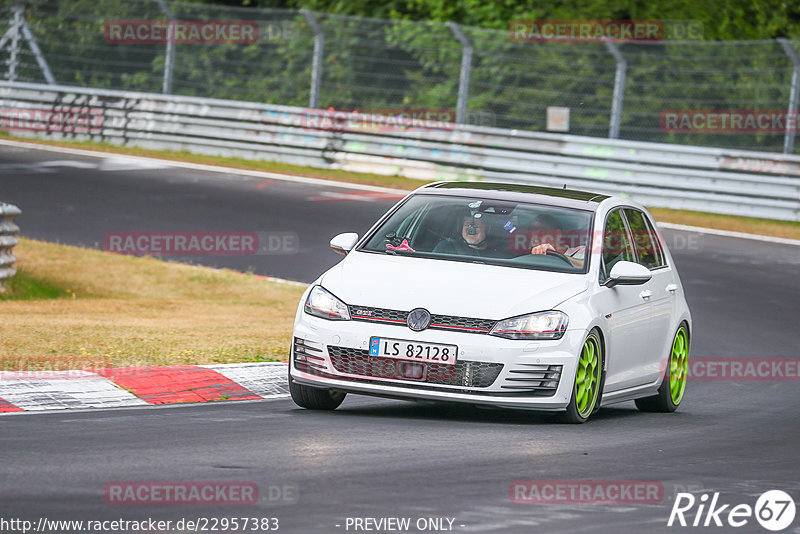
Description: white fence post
xmin=604 ymin=41 xmax=626 ymax=139
xmin=778 ymin=39 xmax=799 ymax=154
xmin=301 ymin=9 xmax=324 ymax=109
xmin=447 ymin=22 xmax=473 ymax=125
xmin=155 ymin=0 xmax=175 ymax=94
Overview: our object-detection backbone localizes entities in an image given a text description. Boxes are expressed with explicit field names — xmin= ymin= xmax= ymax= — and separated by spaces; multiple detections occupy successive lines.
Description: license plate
xmin=369 ymin=337 xmax=457 ymax=366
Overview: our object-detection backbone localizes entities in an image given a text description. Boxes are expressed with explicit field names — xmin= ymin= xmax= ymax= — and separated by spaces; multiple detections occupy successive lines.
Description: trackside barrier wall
xmin=0 ymin=81 xmax=799 ymax=221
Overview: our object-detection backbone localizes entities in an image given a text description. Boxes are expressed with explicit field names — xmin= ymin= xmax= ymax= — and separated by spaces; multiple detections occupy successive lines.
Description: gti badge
xmin=407 ymin=308 xmax=431 ymax=332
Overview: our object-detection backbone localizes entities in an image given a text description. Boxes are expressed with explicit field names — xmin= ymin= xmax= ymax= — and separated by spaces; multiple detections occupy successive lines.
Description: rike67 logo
xmin=668 ymin=490 xmax=796 ymax=531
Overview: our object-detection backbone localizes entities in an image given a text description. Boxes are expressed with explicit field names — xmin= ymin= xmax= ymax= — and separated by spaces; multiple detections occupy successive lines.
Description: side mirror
xmin=605 ymin=261 xmax=652 ymax=288
xmin=330 ymin=233 xmax=359 ymax=255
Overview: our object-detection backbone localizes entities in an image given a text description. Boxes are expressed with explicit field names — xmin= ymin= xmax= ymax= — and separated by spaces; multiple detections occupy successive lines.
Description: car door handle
xmin=666 ymin=284 xmax=678 ymax=294
xmin=639 ymin=290 xmax=653 ymax=299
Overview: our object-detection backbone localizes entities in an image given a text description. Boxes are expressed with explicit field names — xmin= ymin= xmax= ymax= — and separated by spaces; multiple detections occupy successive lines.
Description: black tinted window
xmin=602 ymin=210 xmax=635 ymax=277
xmin=624 ymin=209 xmax=663 ymax=269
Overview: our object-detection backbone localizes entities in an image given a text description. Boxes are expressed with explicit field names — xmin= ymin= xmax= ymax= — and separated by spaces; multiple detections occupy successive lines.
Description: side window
xmin=623 ymin=209 xmax=663 ymax=269
xmin=601 ymin=209 xmax=635 ymax=279
xmin=643 ymin=214 xmax=666 ymax=267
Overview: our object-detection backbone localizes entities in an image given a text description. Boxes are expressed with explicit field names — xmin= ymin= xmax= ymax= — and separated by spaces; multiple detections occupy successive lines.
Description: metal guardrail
xmin=0 ymin=202 xmax=21 ymax=290
xmin=0 ymin=81 xmax=799 ymax=221
xmin=4 ymin=1 xmax=800 ymax=154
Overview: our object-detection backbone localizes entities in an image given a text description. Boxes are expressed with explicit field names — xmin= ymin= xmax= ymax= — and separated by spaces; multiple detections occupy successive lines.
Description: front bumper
xmin=290 ymin=313 xmax=586 ymax=411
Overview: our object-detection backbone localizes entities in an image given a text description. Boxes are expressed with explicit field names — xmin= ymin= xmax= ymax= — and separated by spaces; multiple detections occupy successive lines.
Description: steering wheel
xmin=546 ymin=248 xmax=574 ymax=266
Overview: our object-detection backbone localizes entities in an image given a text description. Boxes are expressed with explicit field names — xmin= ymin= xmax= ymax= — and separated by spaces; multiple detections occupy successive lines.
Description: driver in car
xmin=433 ymin=213 xmax=509 ymax=258
xmin=433 ymin=210 xmax=584 ymax=268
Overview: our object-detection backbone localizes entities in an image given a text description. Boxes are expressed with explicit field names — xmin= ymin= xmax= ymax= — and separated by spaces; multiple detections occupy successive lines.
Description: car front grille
xmin=327 ymin=346 xmax=503 ymax=388
xmin=348 ymin=305 xmax=496 ymax=335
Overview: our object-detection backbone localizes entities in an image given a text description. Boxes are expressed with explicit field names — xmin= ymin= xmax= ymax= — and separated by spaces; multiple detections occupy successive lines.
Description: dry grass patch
xmin=0 ymin=238 xmax=305 ymax=371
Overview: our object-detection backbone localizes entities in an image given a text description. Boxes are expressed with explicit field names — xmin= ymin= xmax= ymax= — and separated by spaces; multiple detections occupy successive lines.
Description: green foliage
xmin=0 ymin=270 xmax=68 ymax=301
xmin=281 ymin=0 xmax=800 ymax=40
xmin=5 ymin=0 xmax=800 ymax=152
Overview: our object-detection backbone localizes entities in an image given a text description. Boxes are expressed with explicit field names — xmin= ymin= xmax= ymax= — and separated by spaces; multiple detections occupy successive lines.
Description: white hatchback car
xmin=290 ymin=182 xmax=691 ymax=423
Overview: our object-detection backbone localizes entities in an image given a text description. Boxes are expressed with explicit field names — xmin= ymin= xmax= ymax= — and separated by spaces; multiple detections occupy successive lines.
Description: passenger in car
xmin=528 ymin=214 xmax=586 ymax=268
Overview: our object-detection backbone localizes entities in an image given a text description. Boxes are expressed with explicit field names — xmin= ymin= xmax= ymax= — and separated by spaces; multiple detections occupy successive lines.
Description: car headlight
xmin=490 ymin=310 xmax=568 ymax=340
xmin=304 ymin=285 xmax=351 ymax=321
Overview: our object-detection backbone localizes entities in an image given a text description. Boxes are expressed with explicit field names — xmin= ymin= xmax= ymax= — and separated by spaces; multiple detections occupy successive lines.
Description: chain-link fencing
xmin=0 ymin=0 xmax=799 ymax=154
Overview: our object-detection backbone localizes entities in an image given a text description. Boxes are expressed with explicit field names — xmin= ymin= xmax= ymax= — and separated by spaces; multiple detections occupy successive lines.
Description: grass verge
xmin=3 ymin=133 xmax=799 ymax=240
xmin=648 ymin=207 xmax=800 ymax=240
xmin=0 ymin=238 xmax=305 ymax=371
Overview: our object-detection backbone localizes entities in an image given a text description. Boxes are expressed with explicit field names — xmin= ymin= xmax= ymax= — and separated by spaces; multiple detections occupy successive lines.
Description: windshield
xmin=360 ymin=194 xmax=594 ymax=273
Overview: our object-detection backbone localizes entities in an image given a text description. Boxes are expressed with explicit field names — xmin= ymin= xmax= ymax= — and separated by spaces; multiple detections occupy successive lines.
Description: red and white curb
xmin=0 ymin=362 xmax=289 ymax=414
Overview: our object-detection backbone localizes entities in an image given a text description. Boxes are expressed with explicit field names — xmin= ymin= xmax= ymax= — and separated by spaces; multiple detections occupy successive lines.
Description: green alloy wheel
xmin=669 ymin=327 xmax=689 ymax=404
xmin=636 ymin=324 xmax=689 ymax=413
xmin=562 ymin=331 xmax=603 ymax=424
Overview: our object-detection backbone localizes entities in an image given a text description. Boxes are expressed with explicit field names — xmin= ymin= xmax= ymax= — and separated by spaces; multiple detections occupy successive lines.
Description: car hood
xmin=320 ymin=251 xmax=588 ymax=320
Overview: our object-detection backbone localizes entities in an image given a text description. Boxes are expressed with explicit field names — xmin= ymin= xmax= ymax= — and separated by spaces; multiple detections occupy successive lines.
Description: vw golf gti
xmin=289 ymin=182 xmax=691 ymax=423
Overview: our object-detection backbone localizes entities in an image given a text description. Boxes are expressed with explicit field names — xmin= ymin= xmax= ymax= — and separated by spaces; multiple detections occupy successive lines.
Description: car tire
xmin=560 ymin=329 xmax=604 ymax=424
xmin=288 ymin=371 xmax=346 ymax=410
xmin=635 ymin=324 xmax=689 ymax=413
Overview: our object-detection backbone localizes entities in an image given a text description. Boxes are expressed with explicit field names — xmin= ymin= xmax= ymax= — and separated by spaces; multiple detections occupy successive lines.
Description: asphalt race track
xmin=2 ymin=144 xmax=799 ymax=534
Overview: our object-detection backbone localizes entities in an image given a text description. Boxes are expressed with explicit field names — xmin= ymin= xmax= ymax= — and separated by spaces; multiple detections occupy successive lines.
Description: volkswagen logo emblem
xmin=407 ymin=308 xmax=431 ymax=332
